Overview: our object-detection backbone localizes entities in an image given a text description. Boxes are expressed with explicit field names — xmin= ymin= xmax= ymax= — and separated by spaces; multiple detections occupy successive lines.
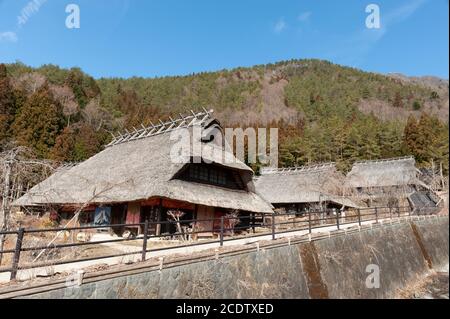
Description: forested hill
xmin=0 ymin=59 xmax=448 ymax=172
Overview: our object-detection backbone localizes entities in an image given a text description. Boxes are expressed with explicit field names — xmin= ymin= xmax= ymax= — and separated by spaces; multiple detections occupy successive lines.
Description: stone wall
xmin=16 ymin=216 xmax=449 ymax=299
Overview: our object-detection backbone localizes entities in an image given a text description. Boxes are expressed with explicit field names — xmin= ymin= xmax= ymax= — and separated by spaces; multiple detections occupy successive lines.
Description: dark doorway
xmin=111 ymin=204 xmax=126 ymax=235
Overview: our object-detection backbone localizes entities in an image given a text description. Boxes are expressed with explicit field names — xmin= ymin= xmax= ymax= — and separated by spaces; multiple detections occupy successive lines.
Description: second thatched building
xmin=254 ymin=163 xmax=360 ymax=215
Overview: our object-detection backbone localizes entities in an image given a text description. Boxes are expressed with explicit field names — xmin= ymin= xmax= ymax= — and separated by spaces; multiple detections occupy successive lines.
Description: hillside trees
xmin=0 ymin=64 xmax=16 ymax=146
xmin=12 ymin=86 xmax=65 ymax=158
xmin=65 ymin=68 xmax=100 ymax=108
xmin=0 ymin=59 xmax=447 ymax=173
xmin=403 ymin=113 xmax=449 ymax=172
xmin=50 ymin=123 xmax=105 ymax=162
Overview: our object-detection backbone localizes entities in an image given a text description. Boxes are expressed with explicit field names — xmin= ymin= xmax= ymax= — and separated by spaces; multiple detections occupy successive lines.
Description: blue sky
xmin=0 ymin=0 xmax=448 ymax=79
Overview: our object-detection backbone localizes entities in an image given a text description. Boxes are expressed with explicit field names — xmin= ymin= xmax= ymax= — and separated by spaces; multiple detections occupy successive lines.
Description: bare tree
xmin=31 ymin=180 xmax=131 ymax=262
xmin=0 ymin=146 xmax=56 ymax=264
xmin=50 ymin=84 xmax=79 ymax=126
xmin=12 ymin=73 xmax=47 ymax=94
xmin=82 ymin=98 xmax=112 ymax=132
xmin=225 ymin=210 xmax=239 ymax=236
xmin=167 ymin=210 xmax=186 ymax=241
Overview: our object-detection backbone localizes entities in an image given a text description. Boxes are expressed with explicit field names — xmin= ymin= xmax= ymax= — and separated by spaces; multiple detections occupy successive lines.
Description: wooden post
xmin=271 ymin=213 xmax=276 ymax=240
xmin=220 ymin=216 xmax=224 ymax=247
xmin=193 ymin=204 xmax=198 ymax=220
xmin=308 ymin=210 xmax=312 ymax=234
xmin=141 ymin=219 xmax=149 ymax=262
xmin=389 ymin=206 xmax=392 ymax=220
xmin=375 ymin=207 xmax=378 ymax=223
xmin=156 ymin=199 xmax=162 ymax=236
xmin=357 ymin=209 xmax=361 ymax=226
xmin=251 ymin=213 xmax=255 ymax=234
xmin=10 ymin=228 xmax=24 ymax=280
xmin=192 ymin=204 xmax=198 ymax=241
xmin=336 ymin=211 xmax=340 ymax=230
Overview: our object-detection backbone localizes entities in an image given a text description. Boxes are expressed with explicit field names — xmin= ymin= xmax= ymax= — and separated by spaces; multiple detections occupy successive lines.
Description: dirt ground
xmin=396 ymin=272 xmax=449 ymax=299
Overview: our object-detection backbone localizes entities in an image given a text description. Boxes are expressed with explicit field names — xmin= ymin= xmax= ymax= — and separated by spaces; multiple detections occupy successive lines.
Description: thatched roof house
xmin=254 ymin=163 xmax=359 ymax=211
xmin=14 ymin=110 xmax=272 ymax=236
xmin=345 ymin=157 xmax=425 ymax=189
xmin=344 ymin=156 xmax=436 ymax=209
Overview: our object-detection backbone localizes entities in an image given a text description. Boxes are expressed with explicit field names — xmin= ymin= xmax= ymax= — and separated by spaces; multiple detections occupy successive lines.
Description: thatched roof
xmin=345 ymin=157 xmax=423 ymax=188
xmin=254 ymin=163 xmax=359 ymax=208
xmin=14 ymin=111 xmax=273 ymax=214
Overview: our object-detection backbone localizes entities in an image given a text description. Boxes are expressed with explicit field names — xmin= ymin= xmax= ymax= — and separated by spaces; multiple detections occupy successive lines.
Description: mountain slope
xmin=1 ymin=59 xmax=448 ymax=172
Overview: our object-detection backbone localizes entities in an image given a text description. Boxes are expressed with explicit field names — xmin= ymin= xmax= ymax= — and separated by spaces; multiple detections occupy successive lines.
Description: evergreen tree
xmin=412 ymin=100 xmax=422 ymax=110
xmin=0 ymin=64 xmax=15 ymax=146
xmin=12 ymin=86 xmax=64 ymax=158
xmin=51 ymin=123 xmax=103 ymax=162
xmin=415 ymin=113 xmax=436 ymax=164
xmin=65 ymin=68 xmax=100 ymax=108
xmin=433 ymin=123 xmax=449 ymax=174
xmin=393 ymin=92 xmax=403 ymax=108
xmin=403 ymin=115 xmax=420 ymax=159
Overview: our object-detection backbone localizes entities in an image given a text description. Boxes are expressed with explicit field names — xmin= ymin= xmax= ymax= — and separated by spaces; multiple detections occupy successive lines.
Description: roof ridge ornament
xmin=105 ymin=109 xmax=214 ymax=148
xmin=57 ymin=162 xmax=80 ymax=170
xmin=260 ymin=162 xmax=336 ymax=175
xmin=354 ymin=156 xmax=415 ymax=165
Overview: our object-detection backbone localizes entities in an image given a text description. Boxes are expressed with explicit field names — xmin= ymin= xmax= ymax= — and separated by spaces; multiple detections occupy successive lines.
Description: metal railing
xmin=0 ymin=205 xmax=442 ymax=281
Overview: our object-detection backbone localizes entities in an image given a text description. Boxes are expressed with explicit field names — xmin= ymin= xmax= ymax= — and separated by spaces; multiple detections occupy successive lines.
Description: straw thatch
xmin=13 ymin=112 xmax=273 ymax=214
xmin=254 ymin=163 xmax=359 ymax=208
xmin=345 ymin=157 xmax=424 ymax=189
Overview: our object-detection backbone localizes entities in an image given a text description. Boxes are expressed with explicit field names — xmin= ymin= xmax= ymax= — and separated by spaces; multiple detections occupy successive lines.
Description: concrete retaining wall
xmin=410 ymin=217 xmax=449 ymax=272
xmin=316 ymin=221 xmax=429 ymax=298
xmin=14 ymin=216 xmax=450 ymax=299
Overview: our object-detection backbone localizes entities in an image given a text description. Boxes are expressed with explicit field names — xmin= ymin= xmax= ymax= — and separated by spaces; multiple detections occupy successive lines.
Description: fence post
xmin=141 ymin=219 xmax=149 ymax=262
xmin=308 ymin=210 xmax=312 ymax=234
xmin=357 ymin=209 xmax=362 ymax=226
xmin=220 ymin=216 xmax=224 ymax=247
xmin=271 ymin=213 xmax=276 ymax=240
xmin=336 ymin=211 xmax=340 ymax=230
xmin=389 ymin=206 xmax=392 ymax=220
xmin=397 ymin=206 xmax=401 ymax=218
xmin=251 ymin=213 xmax=255 ymax=234
xmin=375 ymin=207 xmax=378 ymax=223
xmin=10 ymin=228 xmax=24 ymax=281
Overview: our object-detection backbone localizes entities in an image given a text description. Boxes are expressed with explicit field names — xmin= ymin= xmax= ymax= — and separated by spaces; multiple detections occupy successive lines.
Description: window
xmin=209 ymin=169 xmax=219 ymax=184
xmin=179 ymin=164 xmax=245 ymax=190
xmin=199 ymin=166 xmax=208 ymax=181
xmin=217 ymin=170 xmax=226 ymax=185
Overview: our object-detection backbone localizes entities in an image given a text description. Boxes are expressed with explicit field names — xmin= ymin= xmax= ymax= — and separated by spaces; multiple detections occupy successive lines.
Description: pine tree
xmin=403 ymin=113 xmax=445 ymax=166
xmin=12 ymin=86 xmax=64 ymax=158
xmin=393 ymin=92 xmax=403 ymax=108
xmin=343 ymin=125 xmax=363 ymax=163
xmin=50 ymin=126 xmax=76 ymax=161
xmin=65 ymin=68 xmax=99 ymax=108
xmin=361 ymin=87 xmax=371 ymax=99
xmin=0 ymin=64 xmax=15 ymax=146
xmin=51 ymin=123 xmax=103 ymax=161
xmin=434 ymin=123 xmax=449 ymax=174
xmin=412 ymin=100 xmax=422 ymax=110
xmin=415 ymin=113 xmax=436 ymax=164
xmin=403 ymin=115 xmax=420 ymax=158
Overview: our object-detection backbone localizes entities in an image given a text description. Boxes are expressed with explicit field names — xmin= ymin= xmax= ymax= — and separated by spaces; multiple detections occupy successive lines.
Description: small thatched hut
xmin=13 ymin=110 xmax=273 ymax=237
xmin=254 ymin=163 xmax=359 ymax=215
xmin=344 ymin=156 xmax=432 ymax=208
